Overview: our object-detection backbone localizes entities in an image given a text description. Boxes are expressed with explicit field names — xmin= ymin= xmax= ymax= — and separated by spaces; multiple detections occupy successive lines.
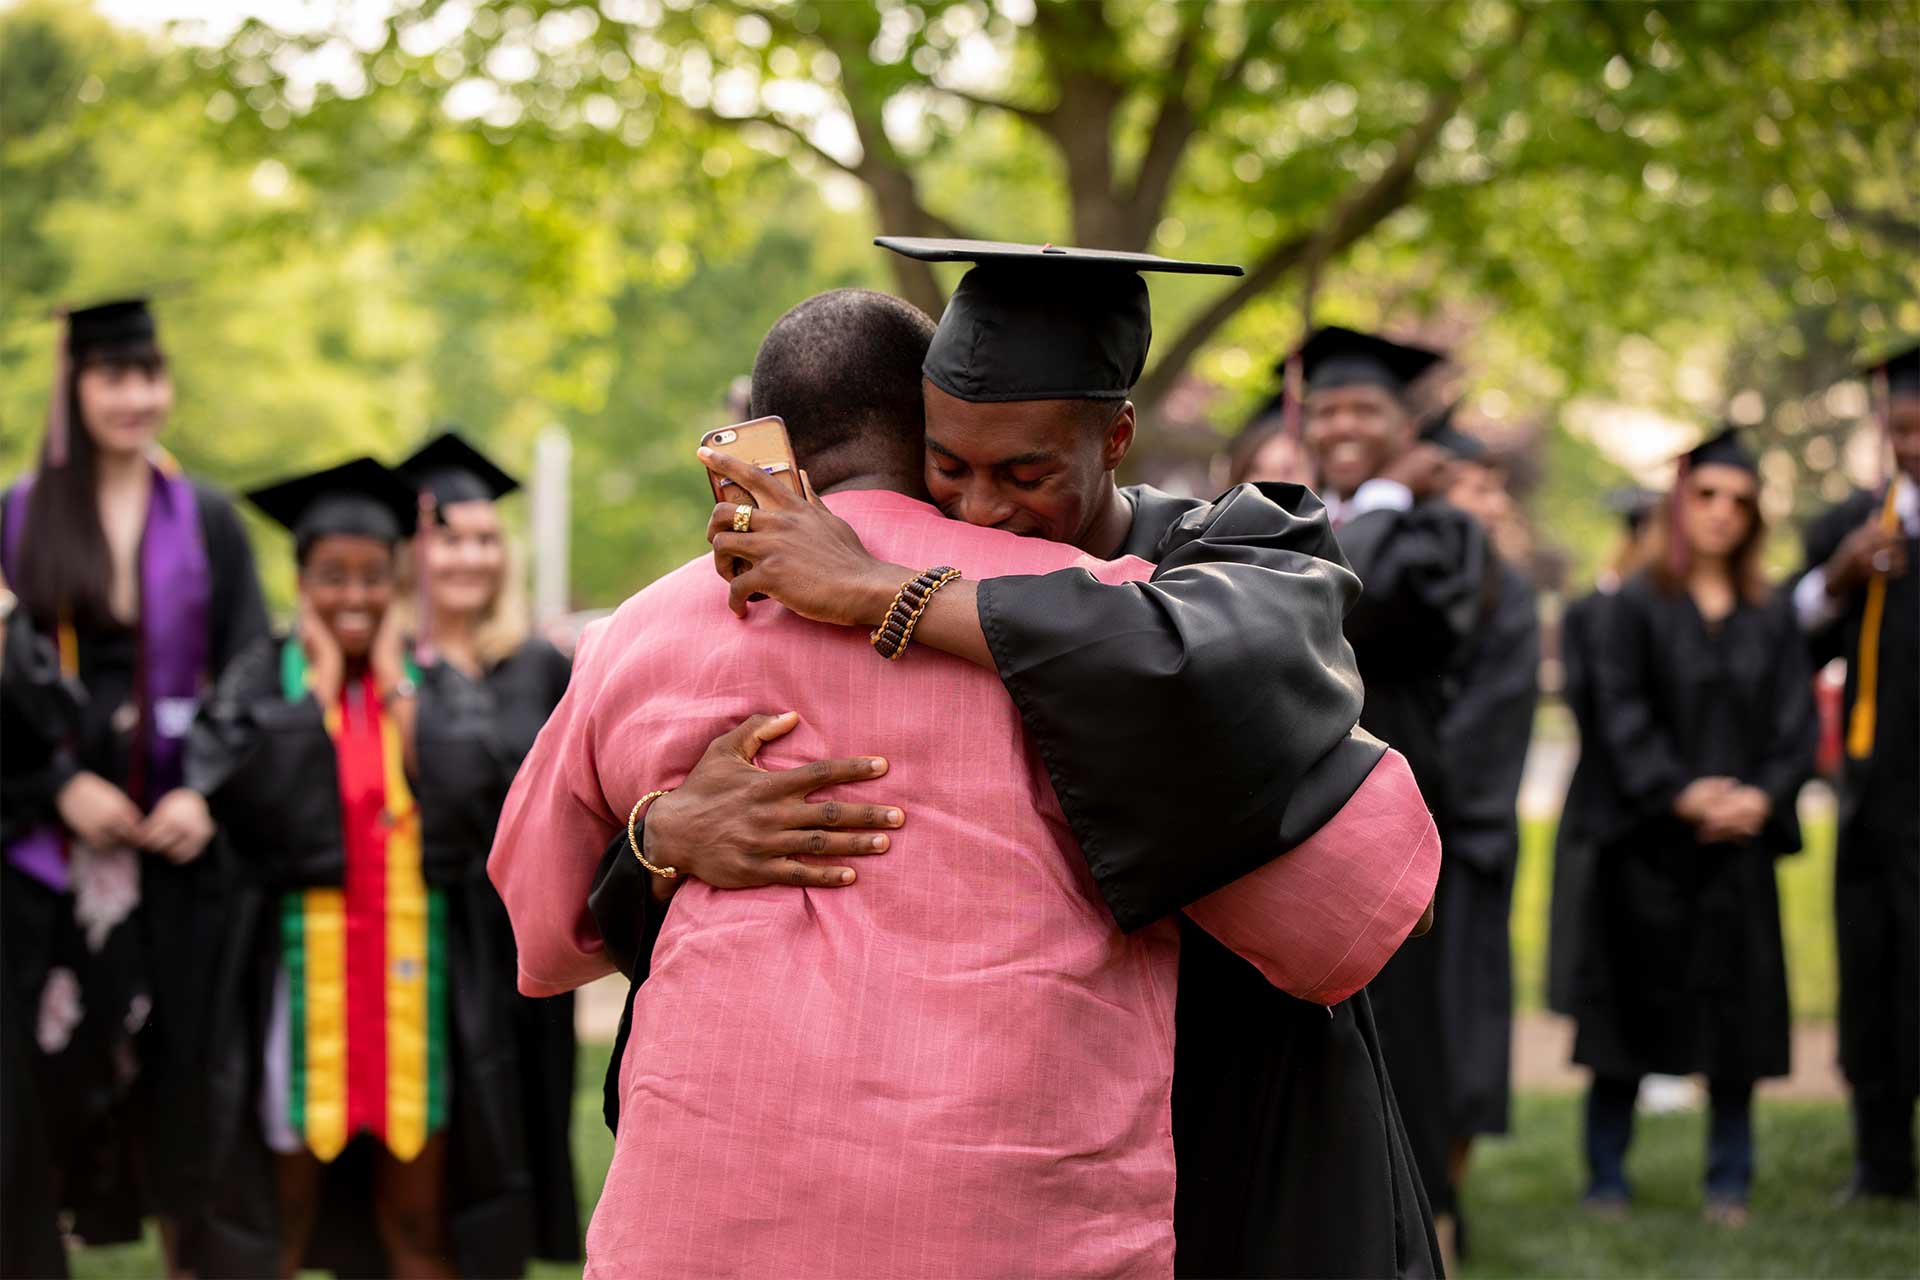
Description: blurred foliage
xmin=3 ymin=0 xmax=1917 ymax=604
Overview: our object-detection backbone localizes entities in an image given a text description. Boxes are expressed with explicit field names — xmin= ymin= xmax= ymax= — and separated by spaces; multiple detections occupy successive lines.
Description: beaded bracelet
xmin=627 ymin=789 xmax=678 ymax=878
xmin=871 ymin=565 xmax=961 ymax=660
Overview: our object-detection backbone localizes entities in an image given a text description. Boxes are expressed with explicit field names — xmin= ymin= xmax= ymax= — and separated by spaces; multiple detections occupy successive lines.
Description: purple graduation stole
xmin=3 ymin=460 xmax=212 ymax=890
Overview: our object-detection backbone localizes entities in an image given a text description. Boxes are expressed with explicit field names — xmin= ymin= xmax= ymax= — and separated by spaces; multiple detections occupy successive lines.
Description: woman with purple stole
xmin=0 ymin=297 xmax=269 ymax=1271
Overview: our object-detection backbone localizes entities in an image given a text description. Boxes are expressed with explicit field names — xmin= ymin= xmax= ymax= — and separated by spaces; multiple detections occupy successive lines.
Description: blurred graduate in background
xmin=1295 ymin=325 xmax=1492 ymax=1256
xmin=1793 ymin=345 xmax=1920 ymax=1202
xmin=397 ymin=431 xmax=580 ymax=1264
xmin=0 ymin=297 xmax=269 ymax=1273
xmin=1571 ymin=428 xmax=1817 ymax=1225
xmin=186 ymin=458 xmax=553 ymax=1278
xmin=1423 ymin=404 xmax=1540 ymax=1234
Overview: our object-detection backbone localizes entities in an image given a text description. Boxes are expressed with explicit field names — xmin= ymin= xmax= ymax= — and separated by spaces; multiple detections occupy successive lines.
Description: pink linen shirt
xmin=489 ymin=490 xmax=1438 ymax=1277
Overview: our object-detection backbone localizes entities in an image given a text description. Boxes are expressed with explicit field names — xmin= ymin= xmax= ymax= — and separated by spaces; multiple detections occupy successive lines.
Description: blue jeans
xmin=1586 ymin=1076 xmax=1754 ymax=1201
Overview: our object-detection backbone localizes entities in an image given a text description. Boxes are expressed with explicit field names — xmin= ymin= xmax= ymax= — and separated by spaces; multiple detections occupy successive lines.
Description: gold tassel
xmin=1845 ymin=482 xmax=1902 ymax=760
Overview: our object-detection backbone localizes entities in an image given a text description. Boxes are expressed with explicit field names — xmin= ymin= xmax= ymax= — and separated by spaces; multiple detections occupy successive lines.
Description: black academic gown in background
xmin=415 ymin=639 xmax=581 ymax=1264
xmin=184 ymin=635 xmax=543 ymax=1279
xmin=1799 ymin=493 xmax=1920 ymax=1127
xmin=592 ymin=481 xmax=1440 ymax=1279
xmin=0 ymin=482 xmax=268 ymax=1249
xmin=1546 ymin=587 xmax=1631 ymax=1017
xmin=1 ymin=610 xmax=83 ymax=1280
xmin=1333 ymin=497 xmax=1490 ymax=1219
xmin=1571 ymin=575 xmax=1816 ymax=1083
xmin=1436 ymin=561 xmax=1538 ymax=1137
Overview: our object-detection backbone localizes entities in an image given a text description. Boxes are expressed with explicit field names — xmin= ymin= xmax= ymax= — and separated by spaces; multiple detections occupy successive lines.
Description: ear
xmin=1102 ymin=401 xmax=1136 ymax=473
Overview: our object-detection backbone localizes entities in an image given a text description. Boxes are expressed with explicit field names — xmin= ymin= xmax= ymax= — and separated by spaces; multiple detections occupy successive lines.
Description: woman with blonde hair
xmin=396 ymin=431 xmax=580 ymax=1268
xmin=1572 ymin=427 xmax=1817 ymax=1225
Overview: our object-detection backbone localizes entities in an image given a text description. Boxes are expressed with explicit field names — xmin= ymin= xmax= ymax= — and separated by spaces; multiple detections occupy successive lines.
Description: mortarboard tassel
xmin=46 ymin=310 xmax=71 ymax=469
xmin=413 ymin=492 xmax=437 ymax=668
xmin=1845 ymin=365 xmax=1899 ymax=760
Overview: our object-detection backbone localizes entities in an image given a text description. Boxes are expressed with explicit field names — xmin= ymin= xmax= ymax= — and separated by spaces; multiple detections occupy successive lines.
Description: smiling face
xmin=920 ymin=378 xmax=1133 ymax=547
xmin=1678 ymin=462 xmax=1759 ymax=561
xmin=75 ymin=357 xmax=173 ymax=458
xmin=1444 ymin=458 xmax=1513 ymax=532
xmin=422 ymin=499 xmax=505 ymax=620
xmin=1302 ymin=384 xmax=1416 ymax=498
xmin=300 ymin=534 xmax=395 ymax=660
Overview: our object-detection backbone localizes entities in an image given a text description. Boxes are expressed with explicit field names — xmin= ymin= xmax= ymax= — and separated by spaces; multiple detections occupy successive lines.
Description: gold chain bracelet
xmin=627 ymin=789 xmax=678 ymax=878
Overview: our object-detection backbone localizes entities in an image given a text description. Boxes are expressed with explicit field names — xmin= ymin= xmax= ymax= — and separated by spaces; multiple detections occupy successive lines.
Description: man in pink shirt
xmin=493 ymin=286 xmax=1438 ymax=1275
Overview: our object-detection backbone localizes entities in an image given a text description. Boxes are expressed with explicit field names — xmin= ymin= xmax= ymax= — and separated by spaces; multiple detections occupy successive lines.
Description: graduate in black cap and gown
xmin=1423 ymin=407 xmax=1539 ymax=1193
xmin=1547 ymin=487 xmax=1660 ymax=1018
xmin=1294 ymin=325 xmax=1490 ymax=1249
xmin=397 ymin=431 xmax=580 ymax=1262
xmin=1791 ymin=345 xmax=1920 ymax=1200
xmin=1 ymin=297 xmax=269 ymax=1268
xmin=590 ymin=242 xmax=1443 ymax=1278
xmin=186 ymin=458 xmax=543 ymax=1278
xmin=1572 ymin=428 xmax=1816 ymax=1223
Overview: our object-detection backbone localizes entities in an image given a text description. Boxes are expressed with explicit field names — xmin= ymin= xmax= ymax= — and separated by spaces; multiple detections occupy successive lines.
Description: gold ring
xmin=732 ymin=504 xmax=753 ymax=533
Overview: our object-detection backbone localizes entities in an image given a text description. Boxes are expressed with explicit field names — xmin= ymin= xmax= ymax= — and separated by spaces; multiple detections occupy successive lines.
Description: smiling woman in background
xmin=0 ymin=297 xmax=269 ymax=1276
xmin=396 ymin=431 xmax=579 ymax=1269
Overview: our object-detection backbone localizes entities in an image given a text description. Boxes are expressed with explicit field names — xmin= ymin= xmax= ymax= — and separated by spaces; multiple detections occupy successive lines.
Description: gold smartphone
xmin=701 ymin=416 xmax=804 ymax=505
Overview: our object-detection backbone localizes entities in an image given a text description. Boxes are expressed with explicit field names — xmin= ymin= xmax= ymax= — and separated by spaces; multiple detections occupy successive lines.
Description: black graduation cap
xmin=398 ymin=429 xmax=521 ymax=512
xmin=1418 ymin=400 xmax=1489 ymax=464
xmin=245 ymin=456 xmax=420 ymax=559
xmin=1294 ymin=326 xmax=1445 ymax=401
xmin=1603 ymin=485 xmax=1662 ymax=535
xmin=1862 ymin=343 xmax=1919 ymax=399
xmin=64 ymin=298 xmax=158 ymax=359
xmin=876 ymin=237 xmax=1243 ymax=403
xmin=1679 ymin=424 xmax=1757 ymax=476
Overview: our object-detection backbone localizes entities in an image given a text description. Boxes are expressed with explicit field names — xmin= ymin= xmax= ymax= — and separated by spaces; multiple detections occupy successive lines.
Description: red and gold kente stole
xmin=278 ymin=643 xmax=447 ymax=1160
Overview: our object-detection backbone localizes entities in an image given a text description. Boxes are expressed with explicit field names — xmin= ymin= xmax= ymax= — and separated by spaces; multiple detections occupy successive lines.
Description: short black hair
xmin=749 ymin=289 xmax=936 ymax=459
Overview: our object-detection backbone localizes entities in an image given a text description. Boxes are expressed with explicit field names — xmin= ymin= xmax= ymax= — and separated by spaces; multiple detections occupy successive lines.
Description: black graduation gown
xmin=415 ymin=640 xmax=581 ymax=1264
xmin=1436 ymin=562 xmax=1538 ymax=1137
xmin=1 ymin=610 xmax=83 ymax=1280
xmin=1333 ymin=498 xmax=1489 ymax=1218
xmin=1799 ymin=492 xmax=1919 ymax=1102
xmin=592 ymin=481 xmax=1441 ymax=1279
xmin=1546 ymin=587 xmax=1632 ymax=1017
xmin=184 ymin=635 xmax=545 ymax=1279
xmin=0 ymin=482 xmax=268 ymax=1248
xmin=1571 ymin=575 xmax=1816 ymax=1082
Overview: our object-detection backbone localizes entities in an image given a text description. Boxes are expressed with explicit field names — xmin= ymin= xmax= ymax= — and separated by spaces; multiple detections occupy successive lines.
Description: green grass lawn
xmin=1512 ymin=813 xmax=1839 ymax=1018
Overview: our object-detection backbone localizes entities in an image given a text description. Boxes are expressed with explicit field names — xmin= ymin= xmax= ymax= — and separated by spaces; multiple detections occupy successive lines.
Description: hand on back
xmin=643 ymin=711 xmax=905 ymax=891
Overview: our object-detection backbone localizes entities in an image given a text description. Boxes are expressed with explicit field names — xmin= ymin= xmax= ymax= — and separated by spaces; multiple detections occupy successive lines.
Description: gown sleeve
xmin=1588 ymin=583 xmax=1692 ymax=821
xmin=1796 ymin=493 xmax=1874 ymax=665
xmin=1337 ymin=499 xmax=1490 ymax=678
xmin=976 ymin=482 xmax=1376 ymax=931
xmin=194 ymin=483 xmax=272 ymax=677
xmin=186 ymin=635 xmax=343 ymax=888
xmin=0 ymin=609 xmax=86 ymax=844
xmin=1437 ymin=566 xmax=1540 ymax=875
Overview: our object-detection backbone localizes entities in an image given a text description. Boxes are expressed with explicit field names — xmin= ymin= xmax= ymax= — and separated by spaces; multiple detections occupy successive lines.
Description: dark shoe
xmin=1836 ymin=1179 xmax=1920 ymax=1207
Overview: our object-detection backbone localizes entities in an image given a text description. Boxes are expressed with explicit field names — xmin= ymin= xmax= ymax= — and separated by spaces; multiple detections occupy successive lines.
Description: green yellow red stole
xmin=278 ymin=641 xmax=447 ymax=1161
